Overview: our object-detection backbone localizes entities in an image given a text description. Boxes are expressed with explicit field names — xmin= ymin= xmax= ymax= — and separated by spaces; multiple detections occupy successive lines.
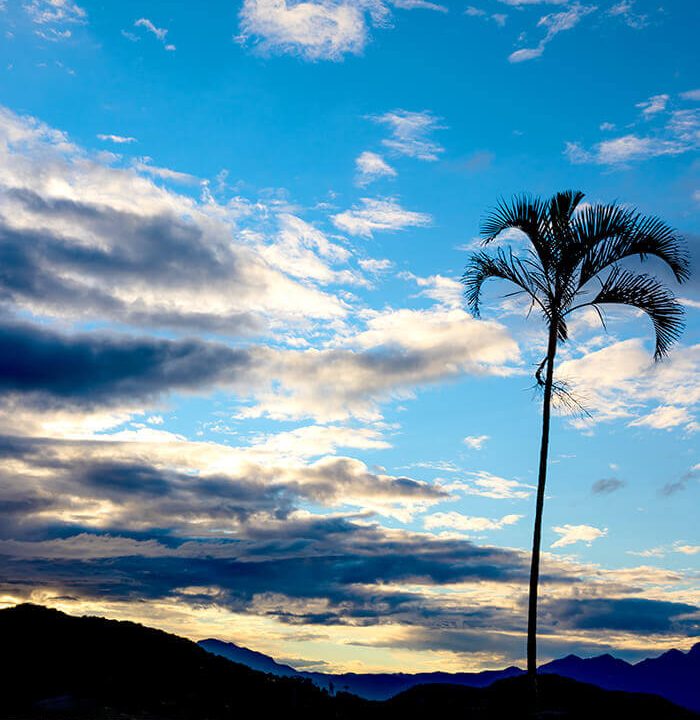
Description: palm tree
xmin=462 ymin=190 xmax=689 ymax=699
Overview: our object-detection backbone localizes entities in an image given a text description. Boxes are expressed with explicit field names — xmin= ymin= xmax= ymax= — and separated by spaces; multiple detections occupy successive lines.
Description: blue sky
xmin=0 ymin=0 xmax=698 ymax=672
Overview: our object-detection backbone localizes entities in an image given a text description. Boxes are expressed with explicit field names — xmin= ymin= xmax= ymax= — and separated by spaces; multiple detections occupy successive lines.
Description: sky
xmin=0 ymin=0 xmax=698 ymax=674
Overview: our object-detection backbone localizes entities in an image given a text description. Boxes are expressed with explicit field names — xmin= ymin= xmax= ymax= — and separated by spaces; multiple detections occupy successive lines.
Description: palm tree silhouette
xmin=462 ymin=190 xmax=689 ymax=700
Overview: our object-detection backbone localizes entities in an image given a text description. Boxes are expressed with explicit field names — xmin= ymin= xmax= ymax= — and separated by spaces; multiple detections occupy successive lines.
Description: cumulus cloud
xmin=355 ymin=151 xmax=396 ymax=185
xmin=508 ymin=3 xmax=595 ymax=63
xmin=372 ymin=109 xmax=445 ymax=160
xmin=238 ymin=308 xmax=519 ymax=422
xmin=0 ymin=105 xmax=349 ymax=335
xmin=557 ymin=340 xmax=700 ymax=431
xmin=551 ymin=524 xmax=607 ymax=548
xmin=332 ymin=197 xmax=431 ymax=237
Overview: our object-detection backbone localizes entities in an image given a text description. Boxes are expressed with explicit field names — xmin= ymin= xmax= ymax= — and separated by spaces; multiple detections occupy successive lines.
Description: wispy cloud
xmin=332 ymin=197 xmax=431 ymax=237
xmin=465 ymin=6 xmax=508 ymax=26
xmin=355 ymin=151 xmax=396 ymax=186
xmin=636 ymin=93 xmax=669 ymax=117
xmin=424 ymin=511 xmax=522 ymax=533
xmin=509 ymin=3 xmax=596 ymax=63
xmin=24 ymin=0 xmax=86 ymax=25
xmin=134 ymin=17 xmax=176 ymax=51
xmin=97 ymin=134 xmax=137 ymax=144
xmin=565 ymin=94 xmax=700 ymax=165
xmin=373 ymin=109 xmax=446 ymax=161
xmin=607 ymin=0 xmax=647 ymax=29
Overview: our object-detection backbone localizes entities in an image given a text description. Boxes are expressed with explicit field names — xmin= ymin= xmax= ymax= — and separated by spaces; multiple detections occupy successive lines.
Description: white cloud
xmin=24 ymin=0 xmax=86 ymax=25
xmin=497 ymin=0 xmax=567 ymax=5
xmin=463 ymin=434 xmax=490 ymax=450
xmin=401 ymin=272 xmax=463 ymax=309
xmin=551 ymin=524 xmax=607 ymax=548
xmin=424 ymin=511 xmax=522 ymax=532
xmin=258 ymin=213 xmax=364 ymax=286
xmin=565 ymin=98 xmax=700 ymax=165
xmin=237 ymin=0 xmax=444 ymax=61
xmin=509 ymin=3 xmax=596 ymax=63
xmin=97 ymin=134 xmax=137 ymax=144
xmin=0 ymin=105 xmax=349 ymax=335
xmin=680 ymin=89 xmax=700 ymax=102
xmin=674 ymin=543 xmax=700 ymax=555
xmin=465 ymin=7 xmax=508 ymax=26
xmin=629 ymin=405 xmax=693 ymax=431
xmin=332 ymin=197 xmax=431 ymax=237
xmin=373 ymin=109 xmax=445 ymax=161
xmin=355 ymin=151 xmax=397 ymax=185
xmin=565 ymin=134 xmax=688 ymax=164
xmin=509 ymin=47 xmax=544 ymax=62
xmin=636 ymin=93 xmax=669 ymax=117
xmin=359 ymin=257 xmax=393 ymax=273
xmin=130 ymin=159 xmax=199 ymax=184
xmin=608 ymin=0 xmax=647 ymax=29
xmin=240 ymin=308 xmax=520 ymax=422
xmin=445 ymin=470 xmax=531 ymax=500
xmin=557 ymin=340 xmax=700 ymax=431
xmin=135 ymin=17 xmax=167 ymax=40
xmin=134 ymin=17 xmax=175 ymax=50
xmin=391 ymin=0 xmax=447 ymax=10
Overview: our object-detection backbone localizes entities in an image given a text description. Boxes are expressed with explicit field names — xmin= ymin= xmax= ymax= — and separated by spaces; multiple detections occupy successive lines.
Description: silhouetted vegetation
xmin=1 ymin=604 xmax=697 ymax=719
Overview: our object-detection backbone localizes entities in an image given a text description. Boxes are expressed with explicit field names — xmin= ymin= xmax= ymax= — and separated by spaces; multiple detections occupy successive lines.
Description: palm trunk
xmin=526 ymin=318 xmax=558 ymax=707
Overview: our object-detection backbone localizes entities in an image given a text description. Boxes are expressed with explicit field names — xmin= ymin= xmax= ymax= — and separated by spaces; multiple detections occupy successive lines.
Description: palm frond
xmin=574 ymin=205 xmax=690 ymax=287
xmin=461 ymin=249 xmax=548 ymax=319
xmin=480 ymin=194 xmax=554 ymax=278
xmin=583 ymin=266 xmax=686 ymax=360
xmin=548 ymin=190 xmax=586 ymax=243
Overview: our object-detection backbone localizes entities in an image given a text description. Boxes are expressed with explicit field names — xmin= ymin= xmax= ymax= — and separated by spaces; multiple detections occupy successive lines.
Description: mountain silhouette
xmin=540 ymin=645 xmax=700 ymax=712
xmin=2 ymin=603 xmax=698 ymax=720
xmin=200 ymin=638 xmax=523 ymax=699
xmin=200 ymin=635 xmax=700 ymax=712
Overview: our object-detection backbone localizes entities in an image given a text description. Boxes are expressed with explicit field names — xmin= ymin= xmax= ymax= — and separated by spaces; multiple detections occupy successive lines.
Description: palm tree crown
xmin=461 ymin=190 xmax=689 ymax=702
xmin=463 ymin=190 xmax=689 ymax=360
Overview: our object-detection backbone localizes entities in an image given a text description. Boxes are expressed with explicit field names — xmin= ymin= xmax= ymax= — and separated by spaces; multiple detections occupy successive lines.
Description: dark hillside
xmin=1 ymin=604 xmax=697 ymax=720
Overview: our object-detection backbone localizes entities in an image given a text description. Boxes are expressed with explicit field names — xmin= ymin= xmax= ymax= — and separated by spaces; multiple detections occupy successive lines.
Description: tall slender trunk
xmin=526 ymin=317 xmax=559 ymax=705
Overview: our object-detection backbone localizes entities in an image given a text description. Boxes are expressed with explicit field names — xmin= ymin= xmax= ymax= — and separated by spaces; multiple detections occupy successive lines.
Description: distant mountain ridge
xmin=3 ymin=603 xmax=698 ymax=720
xmin=199 ymin=636 xmax=700 ymax=711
